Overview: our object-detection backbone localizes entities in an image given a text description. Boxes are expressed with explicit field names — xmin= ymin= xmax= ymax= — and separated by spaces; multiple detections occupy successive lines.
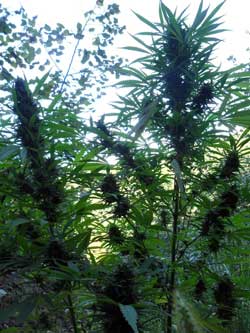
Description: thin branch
xmin=166 ymin=178 xmax=179 ymax=333
xmin=66 ymin=294 xmax=79 ymax=333
xmin=59 ymin=5 xmax=97 ymax=95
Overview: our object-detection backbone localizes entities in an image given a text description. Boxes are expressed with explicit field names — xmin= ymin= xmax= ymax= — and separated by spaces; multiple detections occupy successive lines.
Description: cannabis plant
xmin=96 ymin=1 xmax=250 ymax=332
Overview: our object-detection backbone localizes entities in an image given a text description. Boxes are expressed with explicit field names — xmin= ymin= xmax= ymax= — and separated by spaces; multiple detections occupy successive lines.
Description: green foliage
xmin=0 ymin=1 xmax=250 ymax=333
xmin=119 ymin=304 xmax=139 ymax=333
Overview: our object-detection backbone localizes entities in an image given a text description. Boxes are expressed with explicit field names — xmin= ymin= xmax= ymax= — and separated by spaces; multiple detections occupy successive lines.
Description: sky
xmin=1 ymin=0 xmax=250 ymax=117
xmin=2 ymin=0 xmax=250 ymax=66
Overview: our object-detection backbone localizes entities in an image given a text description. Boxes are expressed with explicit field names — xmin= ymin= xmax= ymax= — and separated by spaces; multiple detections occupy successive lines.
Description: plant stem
xmin=67 ymin=294 xmax=79 ymax=333
xmin=166 ymin=179 xmax=179 ymax=333
xmin=49 ymin=223 xmax=55 ymax=237
xmin=59 ymin=4 xmax=96 ymax=95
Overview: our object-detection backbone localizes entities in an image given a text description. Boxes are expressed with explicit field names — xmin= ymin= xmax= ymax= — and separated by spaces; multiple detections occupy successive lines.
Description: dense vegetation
xmin=0 ymin=1 xmax=250 ymax=332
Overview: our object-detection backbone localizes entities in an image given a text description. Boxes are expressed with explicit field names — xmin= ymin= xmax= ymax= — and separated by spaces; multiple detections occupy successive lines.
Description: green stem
xmin=59 ymin=4 xmax=96 ymax=94
xmin=166 ymin=179 xmax=179 ymax=333
xmin=49 ymin=223 xmax=55 ymax=237
xmin=67 ymin=294 xmax=78 ymax=333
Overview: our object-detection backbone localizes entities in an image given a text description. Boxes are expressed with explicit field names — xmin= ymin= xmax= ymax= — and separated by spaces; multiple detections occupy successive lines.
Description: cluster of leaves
xmin=102 ymin=1 xmax=250 ymax=332
xmin=0 ymin=2 xmax=125 ymax=114
xmin=1 ymin=1 xmax=250 ymax=333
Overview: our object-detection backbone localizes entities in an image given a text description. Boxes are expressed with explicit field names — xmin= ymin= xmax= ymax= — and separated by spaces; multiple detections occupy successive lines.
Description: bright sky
xmin=2 ymin=0 xmax=250 ymax=117
xmin=2 ymin=0 xmax=250 ymax=65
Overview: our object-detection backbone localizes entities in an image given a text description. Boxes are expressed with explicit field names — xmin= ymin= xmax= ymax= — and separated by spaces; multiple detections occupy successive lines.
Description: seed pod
xmin=108 ymin=224 xmax=124 ymax=245
xmin=114 ymin=197 xmax=130 ymax=217
xmin=194 ymin=279 xmax=207 ymax=300
xmin=13 ymin=78 xmax=44 ymax=163
xmin=214 ymin=277 xmax=235 ymax=323
xmin=98 ymin=264 xmax=139 ymax=333
xmin=208 ymin=237 xmax=220 ymax=252
xmin=133 ymin=231 xmax=148 ymax=261
xmin=96 ymin=119 xmax=114 ymax=148
xmin=38 ymin=311 xmax=51 ymax=330
xmin=200 ymin=173 xmax=218 ymax=192
xmin=105 ymin=264 xmax=137 ymax=304
xmin=47 ymin=240 xmax=68 ymax=266
xmin=201 ymin=210 xmax=224 ymax=236
xmin=96 ymin=119 xmax=112 ymax=137
xmin=220 ymin=151 xmax=240 ymax=179
xmin=192 ymin=83 xmax=214 ymax=113
xmin=113 ymin=143 xmax=137 ymax=169
xmin=17 ymin=222 xmax=40 ymax=240
xmin=14 ymin=78 xmax=39 ymax=120
xmin=16 ymin=174 xmax=34 ymax=195
xmin=101 ymin=174 xmax=120 ymax=203
xmin=220 ymin=186 xmax=239 ymax=211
